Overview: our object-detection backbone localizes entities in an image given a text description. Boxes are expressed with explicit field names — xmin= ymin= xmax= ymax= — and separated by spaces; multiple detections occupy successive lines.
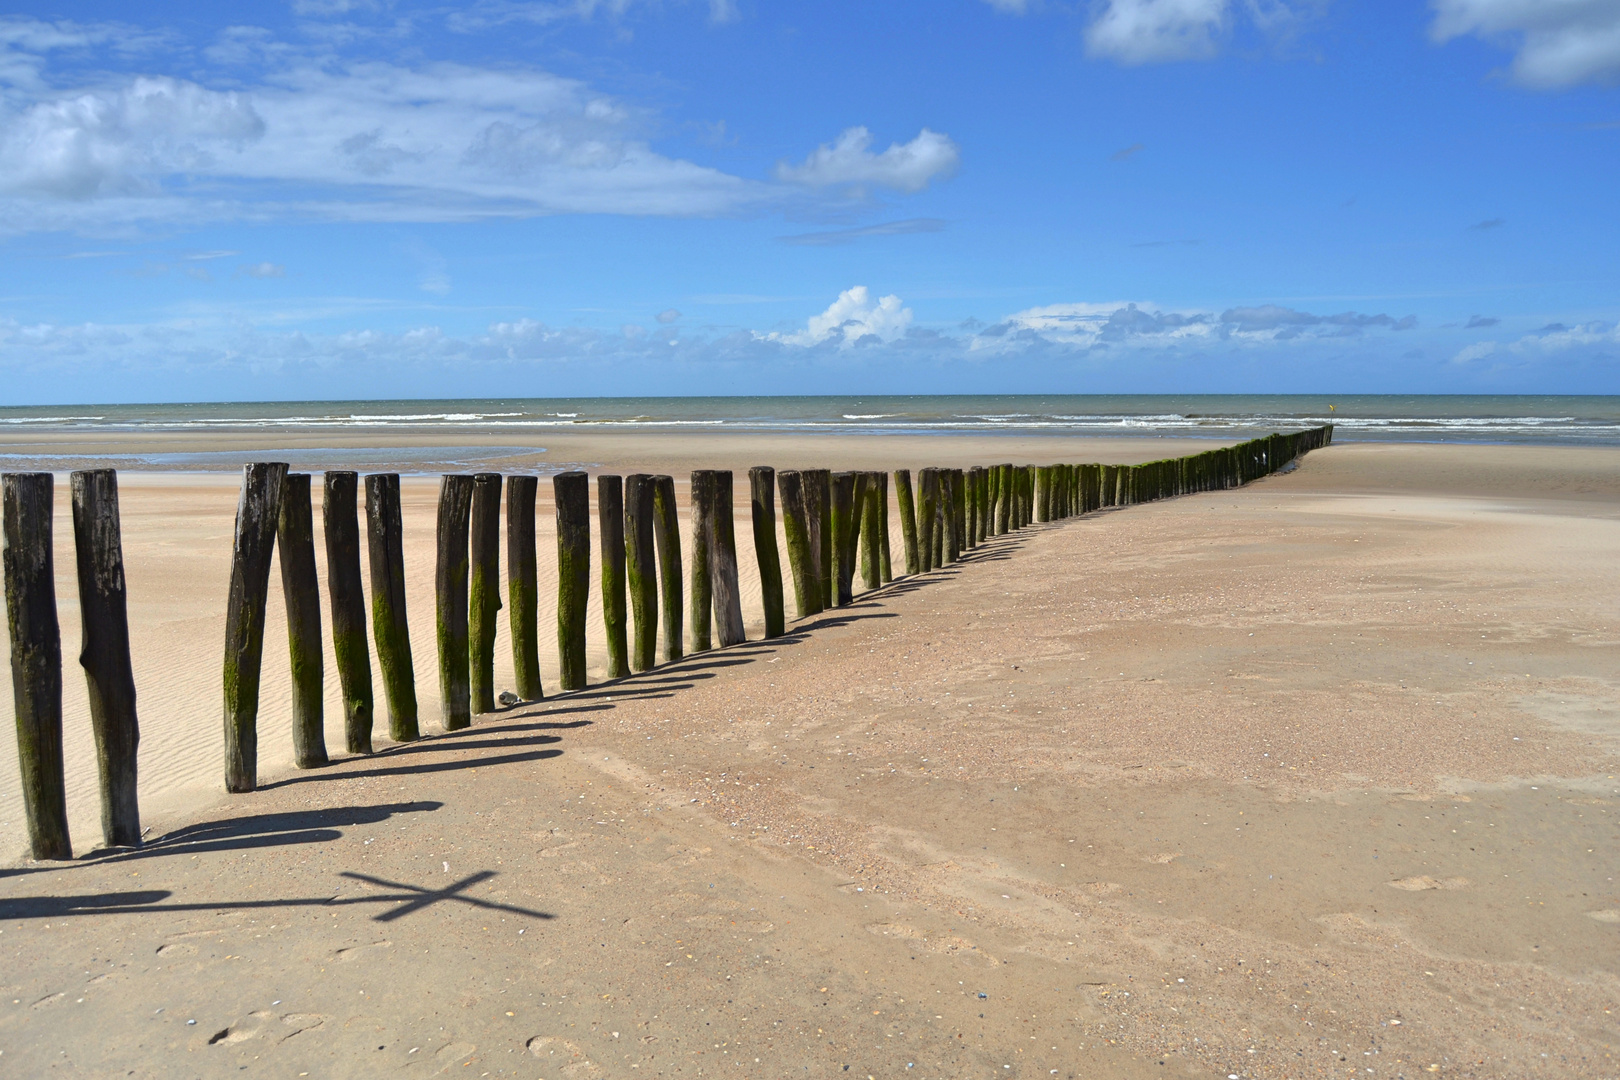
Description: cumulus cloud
xmin=1431 ymin=0 xmax=1620 ymax=88
xmin=1086 ymin=0 xmax=1231 ymax=63
xmin=770 ymin=286 xmax=913 ymax=347
xmin=775 ymin=127 xmax=959 ymax=193
xmin=1452 ymin=319 xmax=1620 ymax=365
xmin=656 ymin=308 xmax=682 ymax=324
xmin=1220 ymin=304 xmax=1417 ymax=336
xmin=973 ymin=300 xmax=1419 ymax=351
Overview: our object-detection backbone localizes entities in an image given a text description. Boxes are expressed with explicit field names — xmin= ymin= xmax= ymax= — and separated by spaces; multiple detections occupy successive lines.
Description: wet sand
xmin=1 ymin=438 xmax=1617 ymax=1078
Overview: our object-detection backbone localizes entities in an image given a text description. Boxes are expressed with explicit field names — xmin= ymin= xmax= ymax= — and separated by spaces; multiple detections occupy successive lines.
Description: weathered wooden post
xmin=625 ymin=474 xmax=659 ymax=670
xmin=994 ymin=464 xmax=1011 ymax=534
xmin=877 ymin=471 xmax=893 ymax=583
xmin=598 ymin=474 xmax=629 ymax=679
xmin=946 ymin=469 xmax=959 ymax=557
xmin=505 ymin=475 xmax=542 ymax=701
xmin=859 ymin=473 xmax=883 ymax=591
xmin=221 ymin=462 xmax=286 ymax=794
xmin=365 ymin=474 xmax=418 ymax=741
xmin=829 ymin=472 xmax=856 ymax=605
xmin=70 ymin=469 xmax=141 ymax=847
xmin=777 ymin=470 xmax=817 ymax=618
xmin=710 ymin=471 xmax=746 ymax=647
xmin=277 ymin=474 xmax=327 ymax=768
xmin=5 ymin=473 xmax=71 ymax=857
xmin=807 ymin=469 xmax=833 ymax=610
xmin=916 ymin=468 xmax=938 ymax=571
xmin=653 ymin=475 xmax=683 ymax=662
xmin=941 ymin=469 xmax=960 ymax=564
xmin=688 ymin=470 xmax=714 ymax=652
xmin=435 ymin=474 xmax=474 ymax=731
xmin=554 ymin=471 xmax=590 ymax=690
xmin=322 ymin=473 xmax=373 ymax=754
xmin=894 ymin=468 xmax=919 ymax=576
xmin=965 ymin=467 xmax=980 ymax=547
xmin=1035 ymin=466 xmax=1050 ymax=523
xmin=469 ymin=473 xmax=503 ymax=714
xmin=749 ymin=467 xmax=785 ymax=638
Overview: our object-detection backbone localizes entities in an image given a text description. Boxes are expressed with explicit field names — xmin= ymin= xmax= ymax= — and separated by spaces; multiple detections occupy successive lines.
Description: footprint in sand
xmin=1585 ymin=910 xmax=1620 ymax=923
xmin=1388 ymin=876 xmax=1469 ymax=891
xmin=526 ymin=1036 xmax=604 ymax=1077
xmin=335 ymin=940 xmax=392 ymax=961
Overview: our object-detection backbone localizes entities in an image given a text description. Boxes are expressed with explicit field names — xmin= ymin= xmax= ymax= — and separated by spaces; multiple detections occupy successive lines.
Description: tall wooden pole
xmin=554 ymin=471 xmax=590 ymax=691
xmin=777 ymin=470 xmax=820 ymax=618
xmin=894 ymin=469 xmax=919 ymax=576
xmin=435 ymin=475 xmax=474 ymax=731
xmin=277 ymin=473 xmax=327 ymax=768
xmin=829 ymin=472 xmax=856 ymax=605
xmin=859 ymin=472 xmax=883 ymax=591
xmin=365 ymin=474 xmax=418 ymax=741
xmin=749 ymin=466 xmax=785 ymax=638
xmin=598 ymin=474 xmax=629 ymax=679
xmin=469 ymin=473 xmax=503 ymax=714
xmin=505 ymin=475 xmax=543 ymax=701
xmin=710 ymin=471 xmax=746 ymax=647
xmin=652 ymin=475 xmax=684 ymax=663
xmin=222 ymin=462 xmax=286 ymax=794
xmin=809 ymin=469 xmax=833 ymax=610
xmin=70 ymin=469 xmax=140 ymax=847
xmin=625 ymin=474 xmax=659 ymax=671
xmin=322 ymin=472 xmax=373 ymax=754
xmin=876 ymin=471 xmax=893 ymax=582
xmin=688 ymin=470 xmax=714 ymax=652
xmin=916 ymin=468 xmax=938 ymax=572
xmin=4 ymin=473 xmax=71 ymax=857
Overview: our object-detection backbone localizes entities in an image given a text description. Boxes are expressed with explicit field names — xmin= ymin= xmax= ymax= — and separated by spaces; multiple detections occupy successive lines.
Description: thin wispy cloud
xmin=1111 ymin=143 xmax=1145 ymax=161
xmin=1470 ymin=217 xmax=1506 ymax=230
xmin=777 ymin=218 xmax=945 ymax=246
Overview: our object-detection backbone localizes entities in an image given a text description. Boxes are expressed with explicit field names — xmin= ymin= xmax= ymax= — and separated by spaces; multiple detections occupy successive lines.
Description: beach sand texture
xmin=1 ymin=437 xmax=1617 ymax=1078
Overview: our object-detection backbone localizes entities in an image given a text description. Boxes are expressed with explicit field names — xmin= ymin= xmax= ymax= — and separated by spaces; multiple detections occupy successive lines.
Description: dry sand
xmin=0 ymin=437 xmax=1616 ymax=1079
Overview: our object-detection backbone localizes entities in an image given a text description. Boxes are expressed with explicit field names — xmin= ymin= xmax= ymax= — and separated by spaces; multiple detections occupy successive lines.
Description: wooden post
xmin=877 ymin=471 xmax=893 ymax=583
xmin=951 ymin=469 xmax=967 ymax=556
xmin=322 ymin=473 xmax=373 ymax=754
xmin=860 ymin=472 xmax=883 ymax=591
xmin=505 ymin=475 xmax=542 ymax=701
xmin=598 ymin=474 xmax=629 ymax=679
xmin=625 ymin=474 xmax=659 ymax=670
xmin=4 ymin=473 xmax=71 ymax=857
xmin=554 ymin=471 xmax=590 ymax=690
xmin=469 ymin=473 xmax=502 ymax=714
xmin=994 ymin=464 xmax=1011 ymax=534
xmin=749 ymin=467 xmax=785 ymax=638
xmin=894 ymin=469 xmax=919 ymax=576
xmin=688 ymin=470 xmax=714 ymax=652
xmin=829 ymin=472 xmax=856 ymax=605
xmin=365 ymin=474 xmax=418 ymax=742
xmin=806 ymin=469 xmax=833 ymax=610
xmin=435 ymin=474 xmax=473 ymax=731
xmin=964 ymin=468 xmax=979 ymax=548
xmin=70 ymin=469 xmax=140 ymax=847
xmin=1035 ymin=466 xmax=1051 ymax=523
xmin=278 ymin=474 xmax=327 ymax=768
xmin=941 ymin=469 xmax=960 ymax=564
xmin=777 ymin=470 xmax=820 ymax=618
xmin=710 ymin=471 xmax=746 ymax=647
xmin=653 ymin=475 xmax=683 ymax=663
xmin=221 ymin=463 xmax=287 ymax=793
xmin=916 ymin=468 xmax=938 ymax=571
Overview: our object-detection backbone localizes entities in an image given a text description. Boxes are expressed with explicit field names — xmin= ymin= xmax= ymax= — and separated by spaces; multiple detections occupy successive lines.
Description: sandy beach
xmin=1 ymin=435 xmax=1617 ymax=1078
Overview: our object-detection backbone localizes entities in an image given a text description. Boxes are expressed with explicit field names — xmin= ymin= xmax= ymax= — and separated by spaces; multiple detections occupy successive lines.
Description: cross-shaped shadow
xmin=338 ymin=870 xmax=553 ymax=923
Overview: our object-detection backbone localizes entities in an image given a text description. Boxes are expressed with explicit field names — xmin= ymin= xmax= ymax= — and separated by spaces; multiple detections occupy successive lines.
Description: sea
xmin=1 ymin=395 xmax=1615 ymax=471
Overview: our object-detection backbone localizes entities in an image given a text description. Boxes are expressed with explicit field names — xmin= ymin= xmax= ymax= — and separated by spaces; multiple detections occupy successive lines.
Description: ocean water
xmin=1 ymin=395 xmax=1617 ymax=443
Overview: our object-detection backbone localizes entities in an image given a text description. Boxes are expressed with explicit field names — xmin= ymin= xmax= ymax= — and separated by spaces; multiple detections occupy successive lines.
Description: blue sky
xmin=0 ymin=0 xmax=1616 ymax=402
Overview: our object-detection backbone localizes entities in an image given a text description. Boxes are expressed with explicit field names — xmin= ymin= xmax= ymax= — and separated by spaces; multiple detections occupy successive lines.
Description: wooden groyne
xmin=0 ymin=425 xmax=1330 ymax=857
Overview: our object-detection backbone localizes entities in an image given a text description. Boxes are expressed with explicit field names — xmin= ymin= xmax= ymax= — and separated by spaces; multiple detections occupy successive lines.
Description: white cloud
xmin=656 ymin=308 xmax=681 ymax=323
xmin=982 ymin=0 xmax=1030 ymax=12
xmin=1452 ymin=319 xmax=1620 ymax=363
xmin=238 ymin=261 xmax=285 ymax=278
xmin=974 ymin=300 xmax=1417 ymax=351
xmin=1086 ymin=0 xmax=1230 ymax=63
xmin=1430 ymin=0 xmax=1620 ymax=88
xmin=770 ymin=286 xmax=913 ymax=347
xmin=775 ymin=127 xmax=959 ymax=193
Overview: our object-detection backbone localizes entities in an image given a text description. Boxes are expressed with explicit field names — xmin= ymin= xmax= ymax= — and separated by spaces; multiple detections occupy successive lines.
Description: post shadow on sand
xmin=0 ymin=801 xmax=445 ymax=879
xmin=0 ymin=869 xmax=552 ymax=924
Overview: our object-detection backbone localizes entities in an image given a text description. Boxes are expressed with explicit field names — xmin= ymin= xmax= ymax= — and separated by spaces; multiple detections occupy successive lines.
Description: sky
xmin=0 ymin=0 xmax=1617 ymax=403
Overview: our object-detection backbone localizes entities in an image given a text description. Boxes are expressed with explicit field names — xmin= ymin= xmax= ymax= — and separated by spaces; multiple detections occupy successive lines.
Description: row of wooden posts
xmin=3 ymin=425 xmax=1332 ymax=860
